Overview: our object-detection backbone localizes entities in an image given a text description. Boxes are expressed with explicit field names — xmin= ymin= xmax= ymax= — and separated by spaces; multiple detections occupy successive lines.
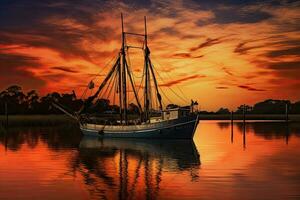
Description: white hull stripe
xmin=81 ymin=119 xmax=197 ymax=134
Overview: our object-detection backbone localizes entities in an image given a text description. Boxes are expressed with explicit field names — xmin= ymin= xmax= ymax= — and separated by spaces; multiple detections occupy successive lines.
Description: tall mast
xmin=144 ymin=16 xmax=150 ymax=122
xmin=121 ymin=13 xmax=128 ymax=124
xmin=118 ymin=54 xmax=123 ymax=123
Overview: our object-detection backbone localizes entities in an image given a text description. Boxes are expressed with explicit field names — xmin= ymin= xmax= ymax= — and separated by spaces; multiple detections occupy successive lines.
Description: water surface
xmin=1 ymin=121 xmax=300 ymax=199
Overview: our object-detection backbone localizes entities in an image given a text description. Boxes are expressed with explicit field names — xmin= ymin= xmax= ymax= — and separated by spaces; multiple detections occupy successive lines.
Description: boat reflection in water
xmin=75 ymin=137 xmax=201 ymax=199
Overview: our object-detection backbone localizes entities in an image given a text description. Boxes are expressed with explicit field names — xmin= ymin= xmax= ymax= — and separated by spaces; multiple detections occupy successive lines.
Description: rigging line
xmin=151 ymin=56 xmax=190 ymax=102
xmin=136 ymin=60 xmax=145 ymax=95
xmin=160 ymin=66 xmax=188 ymax=102
xmin=149 ymin=73 xmax=153 ymax=112
xmin=127 ymin=47 xmax=144 ymax=79
xmin=113 ymin=72 xmax=117 ymax=106
xmin=100 ymin=68 xmax=117 ymax=100
xmin=126 ymin=48 xmax=140 ymax=91
xmin=80 ymin=54 xmax=118 ymax=99
xmin=104 ymin=67 xmax=118 ymax=100
xmin=154 ymin=62 xmax=189 ymax=103
xmin=152 ymin=65 xmax=187 ymax=104
xmin=80 ymin=87 xmax=88 ymax=100
xmin=152 ymin=62 xmax=187 ymax=104
xmin=126 ymin=49 xmax=134 ymax=104
xmin=106 ymin=70 xmax=118 ymax=103
xmin=130 ymin=65 xmax=145 ymax=106
xmin=158 ymin=85 xmax=172 ymax=106
xmin=126 ymin=52 xmax=141 ymax=105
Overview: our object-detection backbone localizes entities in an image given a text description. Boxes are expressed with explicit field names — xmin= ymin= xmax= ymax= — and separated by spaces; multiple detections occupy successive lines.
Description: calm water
xmin=1 ymin=121 xmax=300 ymax=200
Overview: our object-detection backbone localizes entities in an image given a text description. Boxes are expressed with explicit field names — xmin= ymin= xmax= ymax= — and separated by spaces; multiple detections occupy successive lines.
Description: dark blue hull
xmin=80 ymin=115 xmax=199 ymax=139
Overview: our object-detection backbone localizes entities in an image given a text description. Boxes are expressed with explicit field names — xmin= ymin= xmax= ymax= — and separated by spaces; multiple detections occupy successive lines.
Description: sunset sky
xmin=0 ymin=0 xmax=299 ymax=110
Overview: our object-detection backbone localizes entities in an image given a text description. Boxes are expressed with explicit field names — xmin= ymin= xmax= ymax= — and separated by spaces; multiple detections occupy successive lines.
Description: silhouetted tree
xmin=0 ymin=85 xmax=300 ymax=115
xmin=216 ymin=107 xmax=230 ymax=114
xmin=236 ymin=104 xmax=252 ymax=114
xmin=252 ymin=99 xmax=290 ymax=114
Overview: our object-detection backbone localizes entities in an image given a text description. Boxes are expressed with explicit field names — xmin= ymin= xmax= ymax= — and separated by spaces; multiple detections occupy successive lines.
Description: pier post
xmin=231 ymin=111 xmax=233 ymax=143
xmin=243 ymin=104 xmax=246 ymax=123
xmin=243 ymin=105 xmax=246 ymax=149
xmin=285 ymin=103 xmax=289 ymax=122
xmin=243 ymin=125 xmax=246 ymax=149
xmin=5 ymin=101 xmax=8 ymax=129
xmin=285 ymin=123 xmax=289 ymax=145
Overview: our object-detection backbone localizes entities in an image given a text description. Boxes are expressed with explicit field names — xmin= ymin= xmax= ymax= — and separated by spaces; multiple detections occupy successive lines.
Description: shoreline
xmin=198 ymin=114 xmax=300 ymax=121
xmin=0 ymin=114 xmax=299 ymax=127
xmin=0 ymin=115 xmax=77 ymax=127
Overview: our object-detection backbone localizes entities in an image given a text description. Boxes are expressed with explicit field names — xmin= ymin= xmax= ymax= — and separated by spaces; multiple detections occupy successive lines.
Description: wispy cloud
xmin=51 ymin=66 xmax=79 ymax=73
xmin=0 ymin=0 xmax=299 ymax=109
xmin=189 ymin=37 xmax=223 ymax=52
xmin=238 ymin=85 xmax=266 ymax=92
xmin=160 ymin=74 xmax=205 ymax=87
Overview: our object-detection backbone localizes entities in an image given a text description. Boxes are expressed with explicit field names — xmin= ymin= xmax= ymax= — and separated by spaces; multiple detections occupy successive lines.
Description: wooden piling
xmin=285 ymin=103 xmax=289 ymax=122
xmin=243 ymin=104 xmax=246 ymax=123
xmin=243 ymin=105 xmax=246 ymax=149
xmin=285 ymin=123 xmax=289 ymax=145
xmin=231 ymin=111 xmax=233 ymax=143
xmin=5 ymin=101 xmax=8 ymax=129
xmin=243 ymin=125 xmax=246 ymax=149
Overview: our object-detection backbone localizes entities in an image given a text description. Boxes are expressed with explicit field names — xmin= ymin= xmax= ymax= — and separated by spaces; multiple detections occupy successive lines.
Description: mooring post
xmin=285 ymin=122 xmax=289 ymax=145
xmin=285 ymin=103 xmax=289 ymax=122
xmin=243 ymin=105 xmax=246 ymax=149
xmin=243 ymin=104 xmax=246 ymax=123
xmin=5 ymin=101 xmax=8 ymax=129
xmin=231 ymin=111 xmax=234 ymax=143
xmin=243 ymin=125 xmax=246 ymax=149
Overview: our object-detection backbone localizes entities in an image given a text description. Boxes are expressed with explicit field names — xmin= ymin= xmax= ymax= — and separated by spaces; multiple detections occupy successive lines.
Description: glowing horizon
xmin=0 ymin=0 xmax=299 ymax=111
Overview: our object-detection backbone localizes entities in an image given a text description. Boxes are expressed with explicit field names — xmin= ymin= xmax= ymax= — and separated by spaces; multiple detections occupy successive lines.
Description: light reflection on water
xmin=0 ymin=121 xmax=300 ymax=200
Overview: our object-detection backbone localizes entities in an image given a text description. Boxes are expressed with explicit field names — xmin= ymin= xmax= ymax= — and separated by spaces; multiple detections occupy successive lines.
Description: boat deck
xmin=82 ymin=115 xmax=198 ymax=132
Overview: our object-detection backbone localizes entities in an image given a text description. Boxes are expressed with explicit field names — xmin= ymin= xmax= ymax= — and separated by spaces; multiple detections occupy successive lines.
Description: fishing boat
xmin=53 ymin=14 xmax=199 ymax=139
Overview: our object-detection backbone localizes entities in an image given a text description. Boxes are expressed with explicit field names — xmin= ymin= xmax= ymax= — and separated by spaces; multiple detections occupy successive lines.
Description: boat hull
xmin=80 ymin=115 xmax=199 ymax=139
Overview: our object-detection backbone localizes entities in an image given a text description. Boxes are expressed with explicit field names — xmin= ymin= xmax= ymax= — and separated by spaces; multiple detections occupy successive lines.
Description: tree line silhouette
xmin=0 ymin=85 xmax=299 ymax=115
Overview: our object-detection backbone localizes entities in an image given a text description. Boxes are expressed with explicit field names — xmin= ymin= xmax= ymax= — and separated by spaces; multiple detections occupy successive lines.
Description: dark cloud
xmin=160 ymin=74 xmax=205 ymax=87
xmin=0 ymin=0 xmax=118 ymax=60
xmin=238 ymin=85 xmax=266 ymax=91
xmin=172 ymin=53 xmax=204 ymax=58
xmin=268 ymin=61 xmax=300 ymax=70
xmin=234 ymin=42 xmax=263 ymax=55
xmin=159 ymin=66 xmax=176 ymax=73
xmin=173 ymin=53 xmax=192 ymax=58
xmin=191 ymin=0 xmax=277 ymax=24
xmin=190 ymin=38 xmax=222 ymax=52
xmin=267 ymin=61 xmax=300 ymax=79
xmin=0 ymin=0 xmax=106 ymax=28
xmin=213 ymin=8 xmax=272 ymax=24
xmin=51 ymin=66 xmax=79 ymax=73
xmin=0 ymin=53 xmax=45 ymax=90
xmin=191 ymin=0 xmax=270 ymax=8
xmin=255 ymin=60 xmax=300 ymax=79
xmin=40 ymin=73 xmax=67 ymax=82
xmin=222 ymin=67 xmax=234 ymax=76
xmin=157 ymin=27 xmax=181 ymax=35
xmin=266 ymin=46 xmax=300 ymax=58
xmin=216 ymin=86 xmax=228 ymax=89
xmin=0 ymin=53 xmax=39 ymax=68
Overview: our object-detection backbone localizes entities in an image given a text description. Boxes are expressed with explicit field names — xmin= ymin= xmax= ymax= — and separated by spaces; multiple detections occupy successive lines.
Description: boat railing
xmin=83 ymin=114 xmax=197 ymax=131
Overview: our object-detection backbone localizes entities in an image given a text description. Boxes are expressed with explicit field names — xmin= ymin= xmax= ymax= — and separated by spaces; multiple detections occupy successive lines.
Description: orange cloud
xmin=0 ymin=0 xmax=299 ymax=110
xmin=160 ymin=75 xmax=206 ymax=87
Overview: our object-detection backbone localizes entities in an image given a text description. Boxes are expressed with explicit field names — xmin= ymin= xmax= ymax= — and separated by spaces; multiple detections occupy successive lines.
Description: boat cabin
xmin=162 ymin=107 xmax=190 ymax=120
